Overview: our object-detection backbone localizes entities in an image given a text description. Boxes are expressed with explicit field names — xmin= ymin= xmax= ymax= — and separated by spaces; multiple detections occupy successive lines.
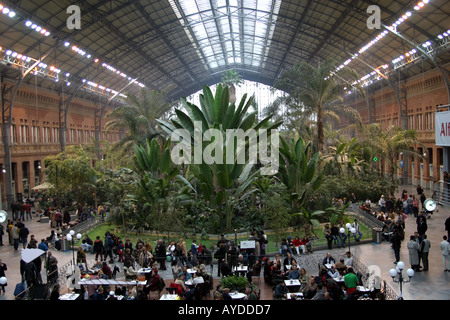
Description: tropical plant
xmin=130 ymin=138 xmax=180 ymax=232
xmin=44 ymin=145 xmax=98 ymax=207
xmin=360 ymin=124 xmax=424 ymax=187
xmin=322 ymin=135 xmax=365 ymax=176
xmin=278 ymin=136 xmax=324 ymax=215
xmin=104 ymin=87 xmax=174 ymax=154
xmin=157 ymin=84 xmax=282 ymax=232
xmin=275 ymin=58 xmax=362 ymax=152
xmin=291 ymin=207 xmax=325 ymax=237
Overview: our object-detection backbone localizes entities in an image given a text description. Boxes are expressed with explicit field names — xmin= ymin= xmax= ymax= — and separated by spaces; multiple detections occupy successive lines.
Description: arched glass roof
xmin=0 ymin=0 xmax=448 ymax=104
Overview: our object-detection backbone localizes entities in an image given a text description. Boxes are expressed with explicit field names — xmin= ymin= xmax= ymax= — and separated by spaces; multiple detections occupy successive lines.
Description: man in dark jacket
xmin=155 ymin=239 xmax=167 ymax=270
xmin=391 ymin=231 xmax=402 ymax=264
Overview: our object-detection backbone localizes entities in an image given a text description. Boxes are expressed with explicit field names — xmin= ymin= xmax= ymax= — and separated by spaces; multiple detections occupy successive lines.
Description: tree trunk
xmin=317 ymin=102 xmax=324 ymax=152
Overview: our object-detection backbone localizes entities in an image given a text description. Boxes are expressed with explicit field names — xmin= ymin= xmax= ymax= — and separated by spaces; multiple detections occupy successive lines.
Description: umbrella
xmin=32 ymin=182 xmax=53 ymax=191
xmin=21 ymin=248 xmax=46 ymax=263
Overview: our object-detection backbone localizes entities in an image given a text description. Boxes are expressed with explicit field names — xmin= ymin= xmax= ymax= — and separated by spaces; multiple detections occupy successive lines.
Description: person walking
xmin=391 ymin=230 xmax=402 ymax=264
xmin=420 ymin=235 xmax=431 ymax=271
xmin=11 ymin=224 xmax=20 ymax=251
xmin=440 ymin=236 xmax=450 ymax=271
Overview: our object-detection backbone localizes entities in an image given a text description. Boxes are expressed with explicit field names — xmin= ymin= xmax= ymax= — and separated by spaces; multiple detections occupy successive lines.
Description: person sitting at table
xmin=311 ymin=284 xmax=325 ymax=300
xmin=174 ymin=273 xmax=187 ymax=294
xmin=124 ymin=264 xmax=137 ymax=280
xmin=106 ymin=291 xmax=117 ymax=300
xmin=101 ymin=261 xmax=112 ymax=279
xmin=92 ymin=286 xmax=106 ymax=300
xmin=273 ymin=254 xmax=283 ymax=272
xmin=299 ymin=268 xmax=309 ymax=288
xmin=327 ymin=264 xmax=341 ymax=280
xmin=171 ymin=260 xmax=182 ymax=279
xmin=222 ymin=288 xmax=232 ymax=300
xmin=322 ymin=252 xmax=336 ymax=266
xmin=287 ymin=264 xmax=300 ymax=280
xmin=182 ymin=265 xmax=193 ymax=281
xmin=236 ymin=254 xmax=248 ymax=266
xmin=144 ymin=268 xmax=162 ymax=298
xmin=244 ymin=286 xmax=258 ymax=300
xmin=273 ymin=281 xmax=288 ymax=300
xmin=263 ymin=257 xmax=273 ymax=284
xmin=303 ymin=276 xmax=318 ymax=299
xmin=335 ymin=258 xmax=347 ymax=275
xmin=283 ymin=253 xmax=294 ymax=273
xmin=192 ymin=271 xmax=204 ymax=285
xmin=343 ymin=251 xmax=353 ymax=267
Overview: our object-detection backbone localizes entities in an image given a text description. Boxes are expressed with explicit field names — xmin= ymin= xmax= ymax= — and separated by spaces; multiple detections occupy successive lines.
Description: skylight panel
xmin=171 ymin=0 xmax=281 ymax=70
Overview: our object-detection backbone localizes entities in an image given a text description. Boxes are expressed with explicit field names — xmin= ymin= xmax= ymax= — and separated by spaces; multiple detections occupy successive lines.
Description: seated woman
xmin=292 ymin=236 xmax=302 ymax=255
xmin=299 ymin=268 xmax=309 ymax=289
xmin=301 ymin=236 xmax=312 ymax=254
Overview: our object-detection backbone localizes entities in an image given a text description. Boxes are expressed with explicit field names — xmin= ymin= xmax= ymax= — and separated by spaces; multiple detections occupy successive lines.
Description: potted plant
xmin=219 ymin=275 xmax=255 ymax=292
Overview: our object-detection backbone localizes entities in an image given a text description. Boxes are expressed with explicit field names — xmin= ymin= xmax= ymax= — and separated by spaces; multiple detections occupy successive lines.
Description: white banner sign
xmin=435 ymin=110 xmax=450 ymax=146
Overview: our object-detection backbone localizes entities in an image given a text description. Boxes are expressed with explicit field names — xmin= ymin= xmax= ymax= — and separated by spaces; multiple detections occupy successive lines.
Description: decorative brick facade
xmin=342 ymin=63 xmax=450 ymax=191
xmin=0 ymin=79 xmax=120 ymax=207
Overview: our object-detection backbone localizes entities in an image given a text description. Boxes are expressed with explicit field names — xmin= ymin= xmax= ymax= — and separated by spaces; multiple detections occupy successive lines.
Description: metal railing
xmin=434 ymin=180 xmax=450 ymax=206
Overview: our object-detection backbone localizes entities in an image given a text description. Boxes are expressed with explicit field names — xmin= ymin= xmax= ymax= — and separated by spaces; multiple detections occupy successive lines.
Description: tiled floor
xmin=1 ymin=184 xmax=449 ymax=300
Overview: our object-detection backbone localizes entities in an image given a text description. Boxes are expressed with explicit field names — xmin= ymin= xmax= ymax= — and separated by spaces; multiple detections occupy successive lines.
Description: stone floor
xmin=0 ymin=184 xmax=449 ymax=300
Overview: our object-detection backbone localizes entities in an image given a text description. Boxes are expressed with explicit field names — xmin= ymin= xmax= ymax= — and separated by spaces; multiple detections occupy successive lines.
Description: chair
xmin=167 ymin=282 xmax=183 ymax=296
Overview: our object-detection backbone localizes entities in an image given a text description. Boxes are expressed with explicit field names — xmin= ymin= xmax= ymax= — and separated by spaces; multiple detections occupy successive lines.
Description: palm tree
xmin=221 ymin=69 xmax=243 ymax=103
xmin=361 ymin=124 xmax=425 ymax=188
xmin=322 ymin=133 xmax=365 ymax=176
xmin=275 ymin=58 xmax=362 ymax=152
xmin=104 ymin=87 xmax=174 ymax=154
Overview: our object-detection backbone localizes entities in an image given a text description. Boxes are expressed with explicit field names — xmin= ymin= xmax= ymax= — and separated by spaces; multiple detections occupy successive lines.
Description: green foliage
xmin=220 ymin=275 xmax=253 ymax=292
xmin=278 ymin=136 xmax=324 ymax=214
xmin=157 ymin=84 xmax=282 ymax=232
xmin=311 ymin=170 xmax=399 ymax=211
xmin=44 ymin=145 xmax=98 ymax=205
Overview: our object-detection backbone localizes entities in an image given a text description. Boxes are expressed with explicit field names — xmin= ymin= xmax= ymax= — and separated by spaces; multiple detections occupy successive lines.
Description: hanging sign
xmin=436 ymin=110 xmax=450 ymax=146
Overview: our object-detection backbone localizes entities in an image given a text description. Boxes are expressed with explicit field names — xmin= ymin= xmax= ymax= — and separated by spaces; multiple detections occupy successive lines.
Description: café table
xmin=59 ymin=293 xmax=80 ymax=300
xmin=287 ymin=292 xmax=304 ymax=300
xmin=186 ymin=268 xmax=197 ymax=274
xmin=357 ymin=286 xmax=370 ymax=293
xmin=185 ymin=278 xmax=204 ymax=286
xmin=325 ymin=264 xmax=333 ymax=269
xmin=160 ymin=294 xmax=179 ymax=300
xmin=137 ymin=268 xmax=153 ymax=274
xmin=284 ymin=279 xmax=301 ymax=292
xmin=233 ymin=265 xmax=248 ymax=277
xmin=229 ymin=291 xmax=246 ymax=300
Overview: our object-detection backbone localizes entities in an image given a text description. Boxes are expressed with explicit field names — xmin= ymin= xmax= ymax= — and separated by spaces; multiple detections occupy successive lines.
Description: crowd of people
xmin=2 ymin=186 xmax=450 ymax=301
